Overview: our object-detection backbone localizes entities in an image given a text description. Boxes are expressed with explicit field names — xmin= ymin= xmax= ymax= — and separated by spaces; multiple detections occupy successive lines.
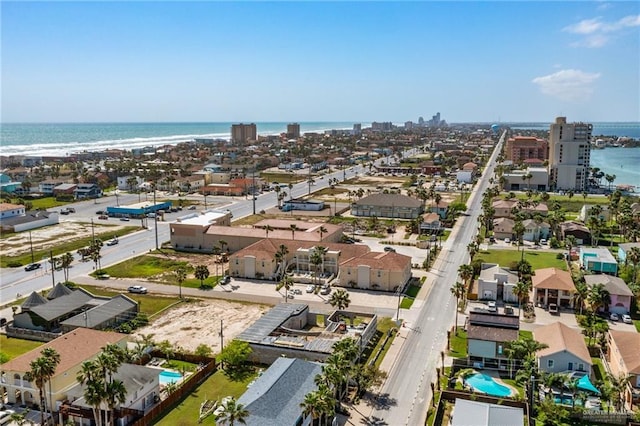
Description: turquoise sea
xmin=0 ymin=122 xmax=359 ymax=157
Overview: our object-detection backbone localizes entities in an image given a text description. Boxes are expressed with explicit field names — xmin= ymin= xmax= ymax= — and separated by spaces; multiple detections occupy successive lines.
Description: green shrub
xmin=7 ymin=261 xmax=23 ymax=268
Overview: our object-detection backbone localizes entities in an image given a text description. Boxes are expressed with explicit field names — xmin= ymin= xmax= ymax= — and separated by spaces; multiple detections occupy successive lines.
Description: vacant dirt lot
xmin=133 ymin=299 xmax=268 ymax=354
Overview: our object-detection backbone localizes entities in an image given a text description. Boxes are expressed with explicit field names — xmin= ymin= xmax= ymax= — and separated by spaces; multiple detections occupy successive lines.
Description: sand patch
xmin=133 ymin=299 xmax=268 ymax=354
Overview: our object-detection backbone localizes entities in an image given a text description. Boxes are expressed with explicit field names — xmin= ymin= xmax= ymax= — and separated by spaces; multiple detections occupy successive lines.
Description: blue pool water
xmin=159 ymin=370 xmax=183 ymax=386
xmin=465 ymin=373 xmax=512 ymax=397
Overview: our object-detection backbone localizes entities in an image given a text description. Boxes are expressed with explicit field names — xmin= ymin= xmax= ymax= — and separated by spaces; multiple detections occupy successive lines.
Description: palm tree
xmin=289 ymin=224 xmax=300 ymax=240
xmin=329 ymin=289 xmax=351 ymax=310
xmin=573 ymin=280 xmax=589 ymax=315
xmin=450 ymin=281 xmax=465 ymax=334
xmin=174 ymin=265 xmax=187 ymax=299
xmin=276 ymin=274 xmax=294 ymax=302
xmin=627 ymin=247 xmax=640 ymax=284
xmin=457 ymin=264 xmax=474 ymax=287
xmin=273 ymin=244 xmax=289 ymax=279
xmin=511 ymin=280 xmax=529 ymax=309
xmin=608 ymin=373 xmax=631 ymax=411
xmin=194 ymin=265 xmax=210 ymax=287
xmin=317 ymin=225 xmax=328 ymax=241
xmin=264 ymin=224 xmax=274 ymax=239
xmin=301 ymin=391 xmax=323 ymax=425
xmin=77 ymin=361 xmax=105 ymax=426
xmin=105 ymin=379 xmax=127 ymax=426
xmin=27 ymin=349 xmax=60 ymax=426
xmin=60 ymin=252 xmax=74 ymax=282
xmin=216 ymin=396 xmax=249 ymax=426
xmin=41 ymin=347 xmax=60 ymax=421
xmin=587 ymin=283 xmax=611 ymax=315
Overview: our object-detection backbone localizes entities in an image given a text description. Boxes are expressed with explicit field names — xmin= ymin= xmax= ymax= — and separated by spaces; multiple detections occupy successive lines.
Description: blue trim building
xmin=106 ymin=201 xmax=172 ymax=218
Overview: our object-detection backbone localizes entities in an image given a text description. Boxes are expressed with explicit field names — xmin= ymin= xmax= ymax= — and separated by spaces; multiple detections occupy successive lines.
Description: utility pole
xmin=252 ymin=168 xmax=256 ymax=215
xmin=91 ymin=218 xmax=95 ymax=243
xmin=396 ymin=285 xmax=403 ymax=323
xmin=50 ymin=250 xmax=55 ymax=288
xmin=28 ymin=231 xmax=34 ymax=264
xmin=219 ymin=319 xmax=224 ymax=350
xmin=153 ymin=187 xmax=159 ymax=250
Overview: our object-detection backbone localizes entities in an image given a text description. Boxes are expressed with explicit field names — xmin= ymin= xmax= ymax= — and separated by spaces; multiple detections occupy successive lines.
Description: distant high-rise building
xmin=505 ymin=136 xmax=548 ymax=163
xmin=286 ymin=123 xmax=300 ymax=139
xmin=371 ymin=122 xmax=393 ymax=132
xmin=231 ymin=123 xmax=257 ymax=143
xmin=352 ymin=123 xmax=362 ymax=136
xmin=427 ymin=112 xmax=443 ymax=127
xmin=548 ymin=117 xmax=592 ymax=191
xmin=418 ymin=116 xmax=425 ymax=126
xmin=404 ymin=121 xmax=414 ymax=130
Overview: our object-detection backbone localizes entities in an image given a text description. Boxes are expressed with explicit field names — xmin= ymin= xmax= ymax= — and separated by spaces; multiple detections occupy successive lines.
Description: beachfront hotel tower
xmin=231 ymin=123 xmax=257 ymax=143
xmin=548 ymin=117 xmax=592 ymax=192
xmin=286 ymin=123 xmax=300 ymax=139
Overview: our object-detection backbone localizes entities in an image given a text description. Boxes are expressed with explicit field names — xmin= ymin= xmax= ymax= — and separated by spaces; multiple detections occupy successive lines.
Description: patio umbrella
xmin=577 ymin=375 xmax=601 ymax=394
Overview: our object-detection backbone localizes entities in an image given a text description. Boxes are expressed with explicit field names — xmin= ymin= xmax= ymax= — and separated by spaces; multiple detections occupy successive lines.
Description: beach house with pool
xmin=534 ymin=322 xmax=592 ymax=376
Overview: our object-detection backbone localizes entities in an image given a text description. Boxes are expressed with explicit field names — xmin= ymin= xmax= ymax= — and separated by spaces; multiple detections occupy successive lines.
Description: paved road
xmin=0 ymin=154 xmax=381 ymax=305
xmin=371 ymin=132 xmax=506 ymax=425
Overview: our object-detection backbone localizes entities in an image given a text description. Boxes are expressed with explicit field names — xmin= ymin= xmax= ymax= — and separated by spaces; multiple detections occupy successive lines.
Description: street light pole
xmin=29 ymin=231 xmax=34 ymax=264
xmin=252 ymin=168 xmax=256 ymax=215
xmin=153 ymin=188 xmax=159 ymax=250
xmin=50 ymin=250 xmax=55 ymax=288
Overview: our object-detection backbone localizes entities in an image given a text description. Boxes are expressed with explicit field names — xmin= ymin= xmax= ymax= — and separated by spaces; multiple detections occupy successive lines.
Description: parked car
xmin=128 ymin=285 xmax=148 ymax=294
xmin=221 ymin=275 xmax=231 ymax=284
xmin=622 ymin=314 xmax=633 ymax=324
xmin=320 ymin=285 xmax=331 ymax=295
xmin=384 ymin=246 xmax=396 ymax=252
xmin=610 ymin=312 xmax=620 ymax=322
xmin=120 ymin=217 xmax=130 ymax=221
xmin=106 ymin=238 xmax=118 ymax=246
xmin=487 ymin=301 xmax=497 ymax=312
xmin=293 ymin=288 xmax=302 ymax=295
xmin=24 ymin=263 xmax=41 ymax=271
xmin=306 ymin=284 xmax=315 ymax=293
xmin=187 ymin=205 xmax=197 ymax=210
xmin=540 ymin=239 xmax=547 ymax=245
xmin=67 ymin=207 xmax=76 ymax=213
xmin=504 ymin=238 xmax=511 ymax=244
xmin=548 ymin=303 xmax=559 ymax=314
xmin=286 ymin=291 xmax=296 ymax=299
xmin=98 ymin=215 xmax=109 ymax=220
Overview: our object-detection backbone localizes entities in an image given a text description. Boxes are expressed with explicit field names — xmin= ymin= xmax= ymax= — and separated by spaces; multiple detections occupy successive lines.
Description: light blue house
xmin=618 ymin=242 xmax=640 ymax=265
xmin=579 ymin=247 xmax=618 ymax=275
xmin=0 ymin=173 xmax=22 ymax=193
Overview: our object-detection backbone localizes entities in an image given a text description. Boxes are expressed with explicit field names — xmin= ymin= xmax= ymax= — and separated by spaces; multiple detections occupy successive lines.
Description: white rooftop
xmin=176 ymin=210 xmax=230 ymax=226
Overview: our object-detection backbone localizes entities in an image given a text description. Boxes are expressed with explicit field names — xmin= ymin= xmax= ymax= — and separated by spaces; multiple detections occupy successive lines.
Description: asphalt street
xmin=370 ymin=132 xmax=505 ymax=425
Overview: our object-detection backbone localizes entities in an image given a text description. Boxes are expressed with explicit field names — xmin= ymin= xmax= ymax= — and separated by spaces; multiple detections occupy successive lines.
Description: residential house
xmin=338 ymin=250 xmax=412 ymax=292
xmin=522 ymin=219 xmax=550 ymax=242
xmin=579 ymin=247 xmax=618 ymax=275
xmin=501 ymin=167 xmax=549 ymax=192
xmin=606 ymin=330 xmax=640 ymax=407
xmin=492 ymin=218 xmax=514 ymax=241
xmin=169 ymin=210 xmax=234 ymax=252
xmin=492 ymin=200 xmax=518 ymax=218
xmin=0 ymin=328 xmax=128 ymax=408
xmin=74 ymin=183 xmax=102 ymax=199
xmin=351 ymin=193 xmax=424 ymax=219
xmin=466 ymin=311 xmax=520 ymax=370
xmin=0 ymin=210 xmax=59 ymax=233
xmin=584 ymin=275 xmax=633 ymax=315
xmin=39 ymin=180 xmax=66 ymax=195
xmin=0 ymin=203 xmax=25 ymax=219
xmin=236 ymin=357 xmax=323 ymax=426
xmin=451 ymin=399 xmax=524 ymax=426
xmin=419 ymin=212 xmax=442 ymax=234
xmin=534 ymin=322 xmax=592 ymax=376
xmin=52 ymin=183 xmax=77 ymax=196
xmin=578 ymin=205 xmax=611 ymax=222
xmin=236 ymin=303 xmax=377 ymax=364
xmin=560 ymin=221 xmax=592 ymax=245
xmin=8 ymin=286 xmax=138 ymax=341
xmin=473 ymin=263 xmax=518 ymax=303
xmin=618 ymin=242 xmax=640 ymax=265
xmin=63 ymin=363 xmax=159 ymax=425
xmin=532 ymin=267 xmax=576 ymax=308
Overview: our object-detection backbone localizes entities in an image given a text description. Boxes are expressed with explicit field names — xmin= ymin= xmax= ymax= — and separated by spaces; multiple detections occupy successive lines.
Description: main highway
xmin=371 ymin=132 xmax=505 ymax=425
xmin=0 ymin=161 xmax=373 ymax=305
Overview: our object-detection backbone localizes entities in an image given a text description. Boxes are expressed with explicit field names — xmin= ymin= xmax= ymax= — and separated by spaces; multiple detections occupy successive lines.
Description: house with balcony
xmin=560 ymin=221 xmax=592 ymax=245
xmin=473 ymin=263 xmax=518 ymax=302
xmin=532 ymin=267 xmax=576 ymax=309
xmin=466 ymin=311 xmax=520 ymax=370
xmin=618 ymin=242 xmax=640 ymax=265
xmin=74 ymin=183 xmax=102 ymax=199
xmin=0 ymin=329 xmax=129 ymax=409
xmin=534 ymin=322 xmax=592 ymax=376
xmin=579 ymin=247 xmax=618 ymax=275
xmin=522 ymin=219 xmax=550 ymax=242
xmin=492 ymin=217 xmax=515 ymax=241
xmin=606 ymin=330 xmax=640 ymax=408
xmin=584 ymin=274 xmax=633 ymax=315
xmin=420 ymin=212 xmax=442 ymax=234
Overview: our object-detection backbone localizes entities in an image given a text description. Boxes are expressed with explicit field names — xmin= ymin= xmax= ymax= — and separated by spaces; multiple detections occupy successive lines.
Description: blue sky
xmin=2 ymin=1 xmax=639 ymax=123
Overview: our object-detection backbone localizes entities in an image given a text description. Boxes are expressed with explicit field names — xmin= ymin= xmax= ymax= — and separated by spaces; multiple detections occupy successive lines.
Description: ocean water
xmin=0 ymin=122 xmax=358 ymax=157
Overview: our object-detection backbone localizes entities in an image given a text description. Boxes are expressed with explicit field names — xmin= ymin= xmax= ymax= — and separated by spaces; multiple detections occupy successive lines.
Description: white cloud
xmin=532 ymin=69 xmax=601 ymax=102
xmin=563 ymin=14 xmax=640 ymax=47
xmin=596 ymin=2 xmax=612 ymax=11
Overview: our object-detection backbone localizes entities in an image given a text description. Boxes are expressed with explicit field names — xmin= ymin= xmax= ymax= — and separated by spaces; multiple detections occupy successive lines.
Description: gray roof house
xmin=351 ymin=193 xmax=424 ymax=219
xmin=452 ymin=398 xmax=524 ymax=426
xmin=237 ymin=357 xmax=323 ymax=426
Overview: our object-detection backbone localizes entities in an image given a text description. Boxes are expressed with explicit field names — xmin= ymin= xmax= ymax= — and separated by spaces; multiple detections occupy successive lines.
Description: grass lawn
xmin=1 ymin=226 xmax=140 ymax=267
xmin=100 ymin=255 xmax=190 ymax=279
xmin=474 ymin=249 xmax=567 ymax=271
xmin=400 ymin=284 xmax=421 ymax=309
xmin=259 ymin=172 xmax=304 ymax=184
xmin=363 ymin=317 xmax=398 ymax=370
xmin=0 ymin=335 xmax=44 ymax=361
xmin=448 ymin=329 xmax=467 ymax=358
xmin=519 ymin=330 xmax=533 ymax=340
xmin=165 ymin=359 xmax=199 ymax=373
xmin=634 ymin=320 xmax=640 ymax=333
xmin=513 ymin=193 xmax=610 ymax=213
xmin=592 ymin=357 xmax=607 ymax=383
xmin=72 ymin=284 xmax=181 ymax=317
xmin=155 ymin=368 xmax=259 ymax=426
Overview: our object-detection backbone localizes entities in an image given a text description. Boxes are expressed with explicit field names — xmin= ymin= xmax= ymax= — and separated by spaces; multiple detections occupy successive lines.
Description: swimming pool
xmin=159 ymin=370 xmax=183 ymax=386
xmin=465 ymin=373 xmax=512 ymax=397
